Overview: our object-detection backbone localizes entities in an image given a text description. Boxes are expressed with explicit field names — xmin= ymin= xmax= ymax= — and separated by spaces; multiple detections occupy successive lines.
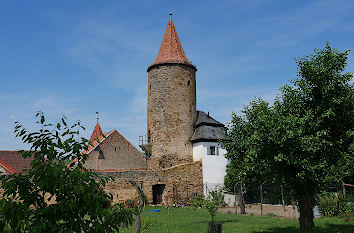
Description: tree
xmin=204 ymin=190 xmax=224 ymax=222
xmin=222 ymin=43 xmax=354 ymax=233
xmin=223 ymin=98 xmax=276 ymax=214
xmin=125 ymin=180 xmax=147 ymax=233
xmin=0 ymin=113 xmax=134 ymax=233
xmin=203 ymin=190 xmax=224 ymax=233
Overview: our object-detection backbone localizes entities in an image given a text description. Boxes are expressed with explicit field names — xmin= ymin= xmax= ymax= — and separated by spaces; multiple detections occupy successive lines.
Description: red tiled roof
xmin=149 ymin=19 xmax=193 ymax=68
xmin=0 ymin=157 xmax=18 ymax=174
xmin=89 ymin=123 xmax=103 ymax=142
xmin=68 ymin=124 xmax=112 ymax=168
xmin=0 ymin=151 xmax=34 ymax=174
xmin=82 ymin=123 xmax=112 ymax=155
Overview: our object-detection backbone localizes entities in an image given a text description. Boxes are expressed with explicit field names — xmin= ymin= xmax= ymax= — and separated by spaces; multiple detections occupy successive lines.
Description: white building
xmin=191 ymin=111 xmax=229 ymax=197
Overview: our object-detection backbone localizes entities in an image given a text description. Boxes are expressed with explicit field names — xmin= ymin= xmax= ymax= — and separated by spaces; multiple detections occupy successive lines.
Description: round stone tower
xmin=147 ymin=18 xmax=197 ymax=169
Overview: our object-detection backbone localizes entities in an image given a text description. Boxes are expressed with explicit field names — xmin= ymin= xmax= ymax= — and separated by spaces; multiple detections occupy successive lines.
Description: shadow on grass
xmin=251 ymin=224 xmax=353 ymax=233
xmin=196 ymin=219 xmax=239 ymax=224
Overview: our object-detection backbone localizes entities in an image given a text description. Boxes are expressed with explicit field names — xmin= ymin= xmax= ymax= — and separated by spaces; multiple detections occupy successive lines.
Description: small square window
xmin=208 ymin=146 xmax=219 ymax=155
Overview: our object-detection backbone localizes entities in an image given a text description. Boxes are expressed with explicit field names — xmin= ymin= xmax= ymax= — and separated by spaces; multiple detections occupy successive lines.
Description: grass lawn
xmin=121 ymin=206 xmax=354 ymax=233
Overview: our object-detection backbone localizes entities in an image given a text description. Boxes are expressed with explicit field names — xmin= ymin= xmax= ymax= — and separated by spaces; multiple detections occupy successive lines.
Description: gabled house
xmin=70 ymin=123 xmax=147 ymax=172
xmin=0 ymin=151 xmax=34 ymax=175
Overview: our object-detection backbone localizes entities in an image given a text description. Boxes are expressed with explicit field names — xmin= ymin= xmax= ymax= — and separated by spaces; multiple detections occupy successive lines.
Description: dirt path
xmin=219 ymin=204 xmax=299 ymax=219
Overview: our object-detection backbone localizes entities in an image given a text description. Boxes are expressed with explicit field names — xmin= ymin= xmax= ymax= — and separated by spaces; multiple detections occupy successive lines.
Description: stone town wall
xmin=101 ymin=160 xmax=203 ymax=205
xmin=99 ymin=170 xmax=162 ymax=203
xmin=0 ymin=162 xmax=203 ymax=207
xmin=147 ymin=64 xmax=196 ymax=169
xmin=159 ymin=160 xmax=203 ymax=206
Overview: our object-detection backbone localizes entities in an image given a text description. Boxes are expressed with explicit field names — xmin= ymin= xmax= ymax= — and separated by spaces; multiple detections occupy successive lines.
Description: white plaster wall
xmin=193 ymin=142 xmax=229 ymax=197
xmin=224 ymin=193 xmax=236 ymax=207
xmin=192 ymin=142 xmax=205 ymax=161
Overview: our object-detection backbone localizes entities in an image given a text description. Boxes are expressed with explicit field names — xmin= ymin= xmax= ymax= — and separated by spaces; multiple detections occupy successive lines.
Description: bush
xmin=338 ymin=193 xmax=354 ymax=216
xmin=142 ymin=216 xmax=152 ymax=230
xmin=317 ymin=192 xmax=354 ymax=217
xmin=189 ymin=194 xmax=205 ymax=210
xmin=317 ymin=192 xmax=339 ymax=217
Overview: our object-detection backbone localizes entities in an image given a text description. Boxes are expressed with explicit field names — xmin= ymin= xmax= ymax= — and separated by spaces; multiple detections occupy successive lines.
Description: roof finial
xmin=96 ymin=112 xmax=99 ymax=124
xmin=169 ymin=11 xmax=172 ymax=21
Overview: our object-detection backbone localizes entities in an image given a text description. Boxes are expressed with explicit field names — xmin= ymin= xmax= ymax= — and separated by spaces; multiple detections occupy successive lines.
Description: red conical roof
xmin=89 ymin=123 xmax=103 ymax=142
xmin=149 ymin=20 xmax=193 ymax=68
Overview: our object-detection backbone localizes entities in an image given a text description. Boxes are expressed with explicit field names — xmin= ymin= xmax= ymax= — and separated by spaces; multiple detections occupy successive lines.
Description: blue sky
xmin=1 ymin=0 xmax=354 ymax=150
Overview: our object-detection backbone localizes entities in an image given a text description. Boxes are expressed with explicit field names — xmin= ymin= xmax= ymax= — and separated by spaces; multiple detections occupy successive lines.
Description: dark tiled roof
xmin=194 ymin=111 xmax=224 ymax=127
xmin=148 ymin=19 xmax=194 ymax=70
xmin=0 ymin=151 xmax=34 ymax=173
xmin=191 ymin=111 xmax=226 ymax=142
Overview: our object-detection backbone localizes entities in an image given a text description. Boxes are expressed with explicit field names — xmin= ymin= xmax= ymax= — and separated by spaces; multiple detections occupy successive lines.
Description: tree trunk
xmin=135 ymin=215 xmax=141 ymax=233
xmin=126 ymin=180 xmax=145 ymax=233
xmin=298 ymin=191 xmax=315 ymax=233
xmin=234 ymin=183 xmax=238 ymax=215
xmin=281 ymin=184 xmax=286 ymax=212
xmin=240 ymin=183 xmax=246 ymax=214
xmin=291 ymin=189 xmax=296 ymax=219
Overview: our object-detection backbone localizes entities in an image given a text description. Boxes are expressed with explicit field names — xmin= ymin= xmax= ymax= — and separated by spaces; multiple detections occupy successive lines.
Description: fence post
xmin=260 ymin=183 xmax=264 ymax=216
xmin=208 ymin=222 xmax=222 ymax=233
xmin=342 ymin=180 xmax=346 ymax=196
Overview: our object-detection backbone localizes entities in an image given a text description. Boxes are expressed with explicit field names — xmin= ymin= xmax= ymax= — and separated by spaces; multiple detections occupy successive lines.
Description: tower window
xmin=187 ymin=80 xmax=190 ymax=86
xmin=210 ymin=146 xmax=215 ymax=155
xmin=115 ymin=147 xmax=117 ymax=151
xmin=208 ymin=146 xmax=219 ymax=156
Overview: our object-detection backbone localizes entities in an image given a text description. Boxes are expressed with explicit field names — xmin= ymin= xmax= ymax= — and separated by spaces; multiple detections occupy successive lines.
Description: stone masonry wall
xmin=159 ymin=160 xmax=203 ymax=206
xmin=147 ymin=64 xmax=196 ymax=170
xmin=101 ymin=160 xmax=203 ymax=205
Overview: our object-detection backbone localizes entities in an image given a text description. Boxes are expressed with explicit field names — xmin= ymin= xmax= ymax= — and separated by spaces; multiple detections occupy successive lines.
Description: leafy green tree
xmin=223 ymin=98 xmax=277 ymax=214
xmin=0 ymin=113 xmax=134 ymax=233
xmin=222 ymin=43 xmax=353 ymax=233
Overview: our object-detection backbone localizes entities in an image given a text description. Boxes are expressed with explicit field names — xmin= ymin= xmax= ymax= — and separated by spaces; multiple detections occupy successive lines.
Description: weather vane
xmin=169 ymin=11 xmax=172 ymax=21
xmin=96 ymin=112 xmax=99 ymax=124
